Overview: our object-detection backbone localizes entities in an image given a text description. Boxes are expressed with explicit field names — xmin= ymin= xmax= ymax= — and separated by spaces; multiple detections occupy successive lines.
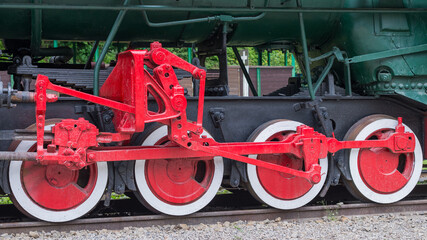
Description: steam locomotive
xmin=0 ymin=0 xmax=425 ymax=222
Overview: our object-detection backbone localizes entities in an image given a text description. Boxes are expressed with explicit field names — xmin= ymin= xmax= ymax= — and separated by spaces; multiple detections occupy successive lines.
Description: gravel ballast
xmin=1 ymin=212 xmax=426 ymax=240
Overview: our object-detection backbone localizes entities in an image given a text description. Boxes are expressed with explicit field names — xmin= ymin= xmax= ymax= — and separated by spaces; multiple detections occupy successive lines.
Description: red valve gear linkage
xmin=33 ymin=42 xmax=416 ymax=185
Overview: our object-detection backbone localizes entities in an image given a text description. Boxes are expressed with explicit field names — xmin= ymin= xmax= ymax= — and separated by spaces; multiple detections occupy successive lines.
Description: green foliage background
xmin=31 ymin=41 xmax=299 ymax=71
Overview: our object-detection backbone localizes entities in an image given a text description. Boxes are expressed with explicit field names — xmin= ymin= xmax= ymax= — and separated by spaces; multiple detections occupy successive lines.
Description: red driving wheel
xmin=256 ymin=132 xmax=313 ymax=200
xmin=145 ymin=136 xmax=215 ymax=205
xmin=134 ymin=124 xmax=223 ymax=216
xmin=343 ymin=114 xmax=422 ymax=203
xmin=8 ymin=119 xmax=108 ymax=222
xmin=246 ymin=120 xmax=328 ymax=210
xmin=357 ymin=129 xmax=415 ymax=194
xmin=20 ymin=162 xmax=98 ymax=210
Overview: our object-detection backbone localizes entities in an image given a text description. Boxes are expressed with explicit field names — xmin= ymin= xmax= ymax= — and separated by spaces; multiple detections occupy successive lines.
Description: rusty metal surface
xmin=1 ymin=199 xmax=426 ymax=234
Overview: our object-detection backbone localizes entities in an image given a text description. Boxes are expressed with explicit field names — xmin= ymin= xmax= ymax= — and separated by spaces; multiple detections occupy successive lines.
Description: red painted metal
xmin=20 ymin=161 xmax=97 ymax=210
xmin=357 ymin=128 xmax=415 ymax=194
xmin=48 ymin=83 xmax=135 ymax=114
xmin=33 ymin=42 xmax=418 ymax=185
xmin=256 ymin=132 xmax=313 ymax=200
xmin=145 ymin=136 xmax=215 ymax=204
xmin=328 ymin=118 xmax=415 ymax=154
xmin=35 ymin=75 xmax=58 ymax=156
xmin=38 ymin=118 xmax=98 ymax=169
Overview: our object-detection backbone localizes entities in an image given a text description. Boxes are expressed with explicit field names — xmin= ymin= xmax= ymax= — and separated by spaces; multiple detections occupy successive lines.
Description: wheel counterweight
xmin=246 ymin=120 xmax=328 ymax=210
xmin=134 ymin=125 xmax=223 ymax=215
xmin=8 ymin=121 xmax=108 ymax=222
xmin=343 ymin=115 xmax=423 ymax=204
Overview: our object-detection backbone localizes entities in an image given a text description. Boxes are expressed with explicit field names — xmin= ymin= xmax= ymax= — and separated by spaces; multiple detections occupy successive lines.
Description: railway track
xmin=1 ymin=196 xmax=426 ymax=234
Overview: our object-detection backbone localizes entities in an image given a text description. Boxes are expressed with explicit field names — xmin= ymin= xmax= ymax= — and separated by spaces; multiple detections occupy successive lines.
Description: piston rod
xmin=0 ymin=130 xmax=54 ymax=141
xmin=0 ymin=152 xmax=37 ymax=161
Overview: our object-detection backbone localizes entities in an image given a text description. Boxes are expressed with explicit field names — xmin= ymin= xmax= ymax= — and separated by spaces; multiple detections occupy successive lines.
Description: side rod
xmin=87 ymin=132 xmax=414 ymax=162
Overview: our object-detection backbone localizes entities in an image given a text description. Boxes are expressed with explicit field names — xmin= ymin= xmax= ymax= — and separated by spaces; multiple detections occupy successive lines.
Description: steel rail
xmin=1 ymin=199 xmax=426 ymax=234
xmin=0 ymin=4 xmax=425 ymax=13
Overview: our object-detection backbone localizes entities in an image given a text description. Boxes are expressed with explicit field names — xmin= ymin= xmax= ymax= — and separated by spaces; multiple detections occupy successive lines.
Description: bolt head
xmin=197 ymin=127 xmax=203 ymax=134
xmin=311 ymin=173 xmax=321 ymax=184
xmin=155 ymin=52 xmax=166 ymax=62
xmin=50 ymin=178 xmax=58 ymax=185
xmin=150 ymin=41 xmax=162 ymax=49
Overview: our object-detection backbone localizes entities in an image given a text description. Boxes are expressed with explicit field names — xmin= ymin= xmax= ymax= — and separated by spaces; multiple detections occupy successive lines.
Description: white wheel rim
xmin=348 ymin=118 xmax=422 ymax=204
xmin=134 ymin=125 xmax=224 ymax=216
xmin=247 ymin=120 xmax=328 ymax=210
xmin=9 ymin=124 xmax=108 ymax=222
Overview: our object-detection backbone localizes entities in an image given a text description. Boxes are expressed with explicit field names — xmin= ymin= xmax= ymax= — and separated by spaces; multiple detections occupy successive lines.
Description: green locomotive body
xmin=0 ymin=0 xmax=425 ymax=103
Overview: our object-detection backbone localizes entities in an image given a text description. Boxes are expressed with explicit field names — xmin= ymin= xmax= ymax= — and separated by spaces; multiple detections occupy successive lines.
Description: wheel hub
xmin=257 ymin=154 xmax=312 ymax=200
xmin=166 ymin=159 xmax=194 ymax=183
xmin=146 ymin=158 xmax=213 ymax=205
xmin=45 ymin=165 xmax=76 ymax=187
xmin=256 ymin=132 xmax=312 ymax=200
